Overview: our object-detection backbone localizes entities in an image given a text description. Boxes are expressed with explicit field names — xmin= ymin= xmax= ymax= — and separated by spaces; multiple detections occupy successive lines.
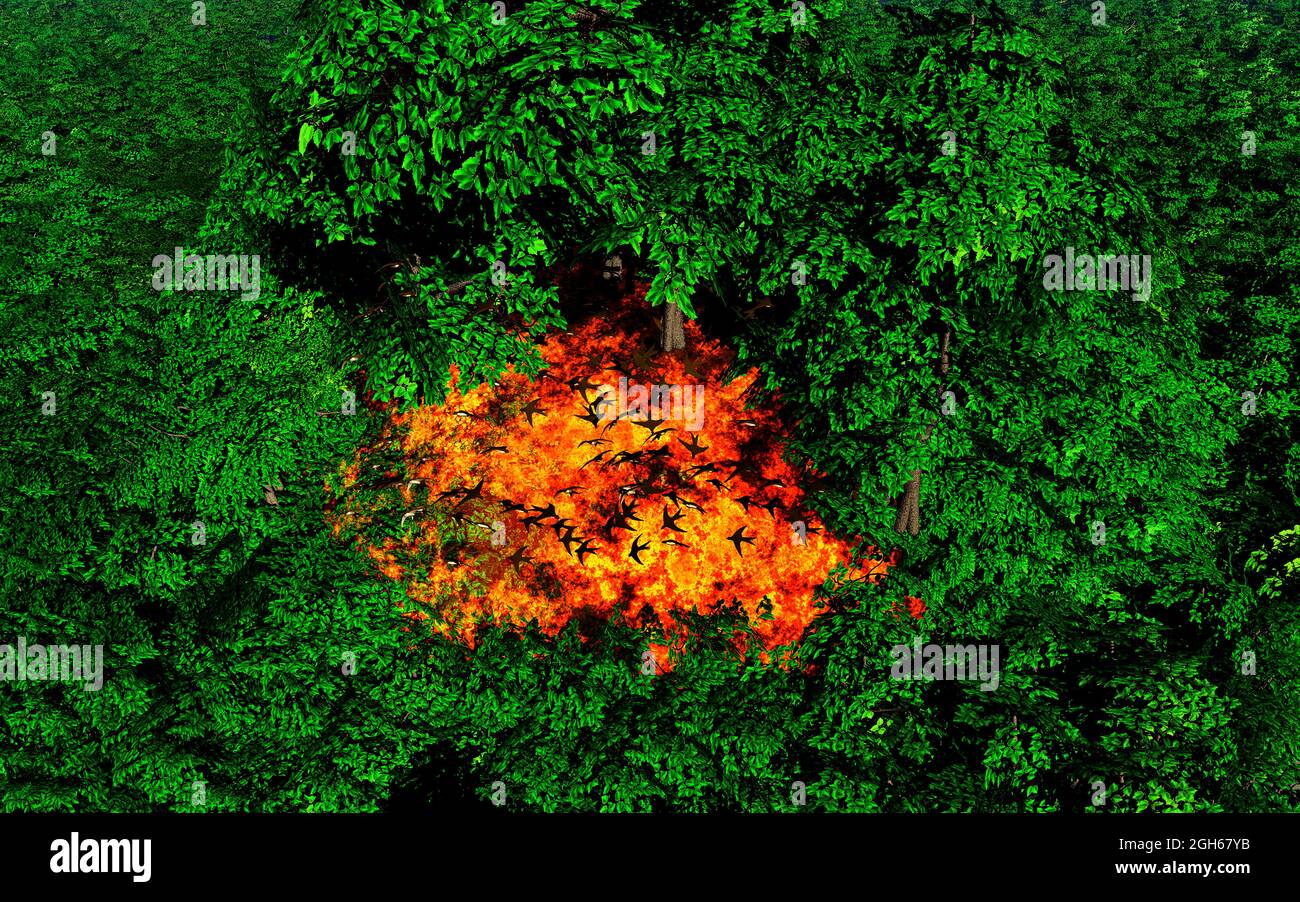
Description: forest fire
xmin=328 ymin=291 xmax=900 ymax=665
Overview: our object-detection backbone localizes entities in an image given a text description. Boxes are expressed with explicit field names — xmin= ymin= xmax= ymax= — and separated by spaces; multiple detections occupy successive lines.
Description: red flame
xmin=329 ymin=285 xmax=905 ymax=665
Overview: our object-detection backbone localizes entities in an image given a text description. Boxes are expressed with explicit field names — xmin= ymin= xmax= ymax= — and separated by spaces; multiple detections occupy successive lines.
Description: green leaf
xmin=298 ymin=122 xmax=316 ymax=155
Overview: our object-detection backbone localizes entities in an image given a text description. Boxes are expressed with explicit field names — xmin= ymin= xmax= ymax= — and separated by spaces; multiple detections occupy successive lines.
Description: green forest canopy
xmin=1 ymin=0 xmax=1297 ymax=812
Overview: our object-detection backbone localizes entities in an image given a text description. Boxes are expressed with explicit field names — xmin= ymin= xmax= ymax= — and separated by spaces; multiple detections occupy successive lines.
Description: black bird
xmin=453 ymin=477 xmax=486 ymax=507
xmin=642 ymin=425 xmax=675 ymax=444
xmin=631 ymin=344 xmax=657 ymax=372
xmin=574 ymin=409 xmax=602 ymax=428
xmin=481 ymin=445 xmax=508 ymax=455
xmin=726 ymin=526 xmax=755 ymax=557
xmin=581 ymin=450 xmax=612 ymax=469
xmin=734 ymin=495 xmax=756 ymax=512
xmin=706 ymin=478 xmax=729 ymax=493
xmin=665 ymin=491 xmax=702 ymax=512
xmin=506 ymin=545 xmax=535 ymax=575
xmin=558 ymin=528 xmax=582 ymax=556
xmin=604 ymin=510 xmax=635 ymax=533
xmin=630 ymin=416 xmax=665 ymax=434
xmin=557 ymin=486 xmax=582 ymax=497
xmin=678 ymin=433 xmax=709 ymax=457
xmin=679 ymin=350 xmax=706 ymax=379
xmin=568 ymin=374 xmax=602 ymax=398
xmin=551 ymin=518 xmax=574 ymax=536
xmin=529 ymin=503 xmax=558 ymax=521
xmin=578 ymin=438 xmax=610 ymax=449
xmin=662 ymin=539 xmax=690 ymax=548
xmin=761 ymin=497 xmax=783 ymax=518
xmin=520 ymin=398 xmax=547 ymax=427
xmin=500 ymin=499 xmax=526 ymax=512
xmin=574 ymin=539 xmax=600 ymax=566
xmin=714 ymin=459 xmax=744 ymax=477
xmin=684 ymin=462 xmax=718 ymax=479
xmin=629 ymin=535 xmax=651 ymax=564
xmin=662 ymin=508 xmax=687 ymax=533
xmin=620 ymin=499 xmax=642 ymax=523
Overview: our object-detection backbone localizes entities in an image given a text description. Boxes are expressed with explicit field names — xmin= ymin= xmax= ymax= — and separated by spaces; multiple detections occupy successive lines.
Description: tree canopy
xmin=1 ymin=0 xmax=1297 ymax=813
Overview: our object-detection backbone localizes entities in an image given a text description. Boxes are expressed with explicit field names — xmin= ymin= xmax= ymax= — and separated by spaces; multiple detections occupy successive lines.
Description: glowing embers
xmin=329 ymin=295 xmax=894 ymax=656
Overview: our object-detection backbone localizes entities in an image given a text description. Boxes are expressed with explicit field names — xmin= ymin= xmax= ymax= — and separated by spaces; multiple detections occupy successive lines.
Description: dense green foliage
xmin=0 ymin=0 xmax=438 ymax=811
xmin=1 ymin=0 xmax=1296 ymax=812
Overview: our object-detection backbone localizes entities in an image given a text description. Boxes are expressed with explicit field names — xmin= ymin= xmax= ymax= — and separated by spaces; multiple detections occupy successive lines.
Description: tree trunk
xmin=603 ymin=249 xmax=637 ymax=297
xmin=894 ymin=329 xmax=951 ymax=536
xmin=661 ymin=298 xmax=686 ymax=352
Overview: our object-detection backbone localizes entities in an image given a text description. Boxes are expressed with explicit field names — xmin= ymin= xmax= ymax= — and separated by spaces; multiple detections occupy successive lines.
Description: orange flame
xmin=329 ymin=286 xmax=899 ymax=665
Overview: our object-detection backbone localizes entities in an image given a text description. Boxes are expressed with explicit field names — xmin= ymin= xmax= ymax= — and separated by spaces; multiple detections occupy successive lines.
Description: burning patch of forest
xmin=328 ymin=290 xmax=905 ymax=666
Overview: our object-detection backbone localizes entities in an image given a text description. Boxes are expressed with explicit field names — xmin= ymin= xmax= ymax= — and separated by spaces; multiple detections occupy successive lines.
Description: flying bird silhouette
xmin=529 ymin=503 xmax=558 ymax=521
xmin=661 ymin=508 xmax=687 ymax=533
xmin=559 ymin=528 xmax=582 ymax=556
xmin=568 ymin=374 xmax=603 ymax=399
xmin=631 ymin=344 xmax=657 ymax=372
xmin=630 ymin=416 xmax=666 ymax=434
xmin=453 ymin=477 xmax=486 ymax=507
xmin=678 ymin=433 xmax=709 ymax=457
xmin=574 ymin=539 xmax=600 ymax=566
xmin=520 ymin=398 xmax=547 ymax=427
xmin=581 ymin=450 xmax=612 ymax=469
xmin=628 ymin=535 xmax=651 ymax=564
xmin=726 ymin=525 xmax=756 ymax=557
xmin=506 ymin=545 xmax=535 ymax=575
xmin=604 ymin=509 xmax=636 ymax=533
xmin=676 ymin=349 xmax=705 ymax=378
xmin=665 ymin=491 xmax=702 ymax=512
xmin=642 ymin=425 xmax=675 ymax=444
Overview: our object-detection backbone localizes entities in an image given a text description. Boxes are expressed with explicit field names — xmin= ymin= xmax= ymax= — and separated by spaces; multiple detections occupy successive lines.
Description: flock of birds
xmin=422 ymin=347 xmax=824 ymax=573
